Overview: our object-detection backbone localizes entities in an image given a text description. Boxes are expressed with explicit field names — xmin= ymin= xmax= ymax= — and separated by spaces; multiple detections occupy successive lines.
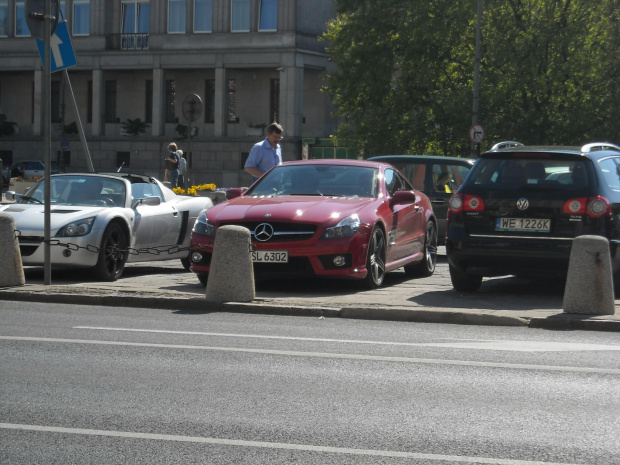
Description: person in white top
xmin=177 ymin=150 xmax=187 ymax=188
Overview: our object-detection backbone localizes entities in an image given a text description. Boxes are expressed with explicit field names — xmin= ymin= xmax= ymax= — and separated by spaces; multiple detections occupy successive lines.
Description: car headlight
xmin=193 ymin=211 xmax=216 ymax=236
xmin=56 ymin=217 xmax=96 ymax=237
xmin=321 ymin=214 xmax=361 ymax=240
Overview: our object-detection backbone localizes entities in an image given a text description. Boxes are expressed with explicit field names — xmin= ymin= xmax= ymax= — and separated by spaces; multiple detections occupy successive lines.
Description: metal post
xmin=63 ymin=69 xmax=94 ymax=172
xmin=43 ymin=0 xmax=51 ymax=285
xmin=471 ymin=0 xmax=482 ymax=158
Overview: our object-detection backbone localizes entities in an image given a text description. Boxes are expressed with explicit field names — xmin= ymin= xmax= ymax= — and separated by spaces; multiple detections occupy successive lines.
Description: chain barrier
xmin=13 ymin=228 xmax=191 ymax=256
xmin=13 ymin=229 xmax=254 ymax=254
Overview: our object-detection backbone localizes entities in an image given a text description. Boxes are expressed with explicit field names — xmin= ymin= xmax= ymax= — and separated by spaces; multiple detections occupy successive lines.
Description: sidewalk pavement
xmin=1 ymin=255 xmax=618 ymax=332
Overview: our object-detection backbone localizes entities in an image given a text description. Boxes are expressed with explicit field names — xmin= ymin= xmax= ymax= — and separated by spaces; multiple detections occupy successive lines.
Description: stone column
xmin=214 ymin=67 xmax=228 ymax=137
xmin=152 ymin=68 xmax=164 ymax=137
xmin=91 ymin=70 xmax=103 ymax=137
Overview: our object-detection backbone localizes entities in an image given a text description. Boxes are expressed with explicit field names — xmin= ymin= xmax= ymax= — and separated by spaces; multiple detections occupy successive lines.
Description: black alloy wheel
xmin=93 ymin=222 xmax=128 ymax=281
xmin=363 ymin=225 xmax=386 ymax=289
xmin=404 ymin=221 xmax=438 ymax=277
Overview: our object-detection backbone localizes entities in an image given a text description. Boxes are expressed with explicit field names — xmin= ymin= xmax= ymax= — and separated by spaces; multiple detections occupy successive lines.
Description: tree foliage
xmin=322 ymin=0 xmax=620 ymax=157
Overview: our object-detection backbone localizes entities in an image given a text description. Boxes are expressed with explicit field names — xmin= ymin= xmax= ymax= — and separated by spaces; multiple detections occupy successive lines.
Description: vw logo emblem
xmin=516 ymin=198 xmax=529 ymax=210
xmin=254 ymin=223 xmax=274 ymax=242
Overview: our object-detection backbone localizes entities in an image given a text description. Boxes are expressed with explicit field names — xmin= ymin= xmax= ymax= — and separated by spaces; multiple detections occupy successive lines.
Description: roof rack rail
xmin=489 ymin=141 xmax=524 ymax=151
xmin=581 ymin=142 xmax=620 ymax=153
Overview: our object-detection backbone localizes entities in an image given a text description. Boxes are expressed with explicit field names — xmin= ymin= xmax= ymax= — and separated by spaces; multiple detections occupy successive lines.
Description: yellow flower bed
xmin=173 ymin=183 xmax=217 ymax=196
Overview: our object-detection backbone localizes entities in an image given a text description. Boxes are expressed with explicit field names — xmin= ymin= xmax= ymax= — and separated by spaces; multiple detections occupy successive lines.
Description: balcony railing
xmin=106 ymin=33 xmax=149 ymax=51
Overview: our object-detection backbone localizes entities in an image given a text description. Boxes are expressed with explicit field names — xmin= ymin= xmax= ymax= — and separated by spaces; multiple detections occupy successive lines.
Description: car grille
xmin=16 ymin=236 xmax=43 ymax=256
xmin=219 ymin=222 xmax=317 ymax=242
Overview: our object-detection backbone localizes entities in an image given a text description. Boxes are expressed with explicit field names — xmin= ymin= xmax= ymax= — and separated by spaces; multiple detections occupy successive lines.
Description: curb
xmin=1 ymin=287 xmax=619 ymax=331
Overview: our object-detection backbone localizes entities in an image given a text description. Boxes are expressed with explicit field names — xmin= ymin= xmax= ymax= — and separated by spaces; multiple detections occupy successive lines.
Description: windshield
xmin=23 ymin=176 xmax=127 ymax=207
xmin=249 ymin=164 xmax=378 ymax=198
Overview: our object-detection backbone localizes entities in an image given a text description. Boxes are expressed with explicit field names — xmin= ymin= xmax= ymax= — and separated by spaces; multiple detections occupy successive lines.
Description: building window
xmin=122 ymin=0 xmax=150 ymax=33
xmin=87 ymin=80 xmax=92 ymax=123
xmin=105 ymin=80 xmax=117 ymax=124
xmin=0 ymin=0 xmax=9 ymax=37
xmin=231 ymin=0 xmax=249 ymax=32
xmin=194 ymin=0 xmax=212 ymax=33
xmin=15 ymin=0 xmax=29 ymax=37
xmin=168 ymin=0 xmax=185 ymax=33
xmin=165 ymin=80 xmax=176 ymax=123
xmin=259 ymin=0 xmax=277 ymax=31
xmin=51 ymin=81 xmax=61 ymax=123
xmin=228 ymin=79 xmax=237 ymax=123
xmin=204 ymin=79 xmax=215 ymax=123
xmin=145 ymin=79 xmax=153 ymax=123
xmin=73 ymin=0 xmax=90 ymax=35
xmin=270 ymin=78 xmax=279 ymax=123
xmin=116 ymin=151 xmax=131 ymax=169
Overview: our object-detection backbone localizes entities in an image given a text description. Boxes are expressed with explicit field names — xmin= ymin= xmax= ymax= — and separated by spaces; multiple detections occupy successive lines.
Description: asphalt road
xmin=1 ymin=301 xmax=619 ymax=464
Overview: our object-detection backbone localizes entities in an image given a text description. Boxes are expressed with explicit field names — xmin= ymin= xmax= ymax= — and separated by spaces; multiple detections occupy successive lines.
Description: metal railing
xmin=106 ymin=33 xmax=149 ymax=51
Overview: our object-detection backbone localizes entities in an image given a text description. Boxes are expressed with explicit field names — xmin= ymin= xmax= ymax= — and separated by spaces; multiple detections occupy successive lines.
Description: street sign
xmin=36 ymin=21 xmax=77 ymax=73
xmin=468 ymin=123 xmax=485 ymax=144
xmin=61 ymin=137 xmax=69 ymax=150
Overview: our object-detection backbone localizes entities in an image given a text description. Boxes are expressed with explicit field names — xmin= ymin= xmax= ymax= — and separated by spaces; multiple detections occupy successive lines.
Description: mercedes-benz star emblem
xmin=254 ymin=223 xmax=275 ymax=242
xmin=516 ymin=198 xmax=529 ymax=210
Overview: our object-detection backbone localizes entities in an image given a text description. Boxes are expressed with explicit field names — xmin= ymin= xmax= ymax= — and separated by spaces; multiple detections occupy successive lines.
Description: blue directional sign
xmin=36 ymin=21 xmax=77 ymax=73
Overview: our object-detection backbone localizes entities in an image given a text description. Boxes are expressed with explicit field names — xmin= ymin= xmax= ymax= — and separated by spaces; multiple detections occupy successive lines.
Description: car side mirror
xmin=226 ymin=188 xmax=244 ymax=200
xmin=390 ymin=190 xmax=417 ymax=207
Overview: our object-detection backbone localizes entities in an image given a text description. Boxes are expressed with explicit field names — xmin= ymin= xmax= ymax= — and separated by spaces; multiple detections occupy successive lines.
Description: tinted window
xmin=468 ymin=158 xmax=591 ymax=189
xmin=598 ymin=157 xmax=620 ymax=191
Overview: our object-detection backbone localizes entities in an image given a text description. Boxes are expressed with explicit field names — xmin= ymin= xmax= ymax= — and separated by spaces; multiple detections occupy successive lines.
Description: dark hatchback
xmin=446 ymin=142 xmax=620 ymax=291
xmin=369 ymin=155 xmax=473 ymax=242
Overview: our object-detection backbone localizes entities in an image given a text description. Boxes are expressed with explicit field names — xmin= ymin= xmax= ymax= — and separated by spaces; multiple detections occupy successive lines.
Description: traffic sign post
xmin=468 ymin=123 xmax=485 ymax=159
xmin=36 ymin=22 xmax=77 ymax=73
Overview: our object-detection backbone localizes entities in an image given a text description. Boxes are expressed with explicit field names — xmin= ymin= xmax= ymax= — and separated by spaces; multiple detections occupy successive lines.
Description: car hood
xmin=209 ymin=195 xmax=376 ymax=225
xmin=0 ymin=204 xmax=111 ymax=234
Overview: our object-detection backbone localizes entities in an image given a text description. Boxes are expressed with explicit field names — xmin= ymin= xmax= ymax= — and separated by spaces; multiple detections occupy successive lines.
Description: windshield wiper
xmin=19 ymin=195 xmax=43 ymax=204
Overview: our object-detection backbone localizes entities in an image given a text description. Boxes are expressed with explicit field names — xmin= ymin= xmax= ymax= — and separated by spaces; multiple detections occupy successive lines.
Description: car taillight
xmin=448 ymin=194 xmax=485 ymax=213
xmin=562 ymin=198 xmax=587 ymax=214
xmin=464 ymin=194 xmax=484 ymax=212
xmin=448 ymin=194 xmax=463 ymax=213
xmin=563 ymin=196 xmax=611 ymax=218
xmin=587 ymin=196 xmax=611 ymax=218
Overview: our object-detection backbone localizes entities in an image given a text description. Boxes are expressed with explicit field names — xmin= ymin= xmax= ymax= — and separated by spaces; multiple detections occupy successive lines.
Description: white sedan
xmin=1 ymin=173 xmax=213 ymax=281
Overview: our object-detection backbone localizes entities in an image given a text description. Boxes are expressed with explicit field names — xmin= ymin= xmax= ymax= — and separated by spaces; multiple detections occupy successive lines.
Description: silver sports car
xmin=1 ymin=173 xmax=213 ymax=281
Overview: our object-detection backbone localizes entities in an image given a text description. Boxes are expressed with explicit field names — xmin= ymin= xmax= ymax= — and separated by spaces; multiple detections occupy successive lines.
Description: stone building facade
xmin=0 ymin=0 xmax=337 ymax=188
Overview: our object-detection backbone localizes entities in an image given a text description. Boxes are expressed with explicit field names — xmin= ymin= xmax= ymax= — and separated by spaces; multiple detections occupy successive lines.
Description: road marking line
xmin=0 ymin=423 xmax=575 ymax=465
xmin=74 ymin=326 xmax=620 ymax=352
xmin=1 ymin=336 xmax=619 ymax=374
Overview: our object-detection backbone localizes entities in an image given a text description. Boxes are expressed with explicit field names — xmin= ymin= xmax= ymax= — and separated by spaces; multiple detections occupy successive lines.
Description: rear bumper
xmin=446 ymin=234 xmax=575 ymax=277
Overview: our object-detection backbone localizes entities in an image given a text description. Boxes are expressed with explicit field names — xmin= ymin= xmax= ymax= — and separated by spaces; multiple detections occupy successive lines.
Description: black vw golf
xmin=446 ymin=142 xmax=620 ymax=291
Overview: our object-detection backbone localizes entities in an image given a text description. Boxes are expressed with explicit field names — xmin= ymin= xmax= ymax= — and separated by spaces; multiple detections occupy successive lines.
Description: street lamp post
xmin=471 ymin=0 xmax=483 ymax=158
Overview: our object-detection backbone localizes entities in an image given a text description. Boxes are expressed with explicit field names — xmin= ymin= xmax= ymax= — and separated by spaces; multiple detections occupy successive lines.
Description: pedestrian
xmin=177 ymin=150 xmax=187 ymax=188
xmin=164 ymin=142 xmax=180 ymax=188
xmin=244 ymin=122 xmax=283 ymax=182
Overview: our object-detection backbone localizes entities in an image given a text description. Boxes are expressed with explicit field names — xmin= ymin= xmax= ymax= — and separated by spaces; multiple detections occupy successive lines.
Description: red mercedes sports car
xmin=190 ymin=159 xmax=437 ymax=288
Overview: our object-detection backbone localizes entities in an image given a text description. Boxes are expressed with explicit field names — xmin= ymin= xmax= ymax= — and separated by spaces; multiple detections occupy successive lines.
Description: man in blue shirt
xmin=244 ymin=122 xmax=283 ymax=182
xmin=165 ymin=142 xmax=181 ymax=188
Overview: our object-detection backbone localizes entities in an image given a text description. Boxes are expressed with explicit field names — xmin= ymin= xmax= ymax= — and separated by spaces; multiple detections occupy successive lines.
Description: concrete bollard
xmin=563 ymin=235 xmax=615 ymax=315
xmin=205 ymin=225 xmax=255 ymax=302
xmin=0 ymin=213 xmax=25 ymax=287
